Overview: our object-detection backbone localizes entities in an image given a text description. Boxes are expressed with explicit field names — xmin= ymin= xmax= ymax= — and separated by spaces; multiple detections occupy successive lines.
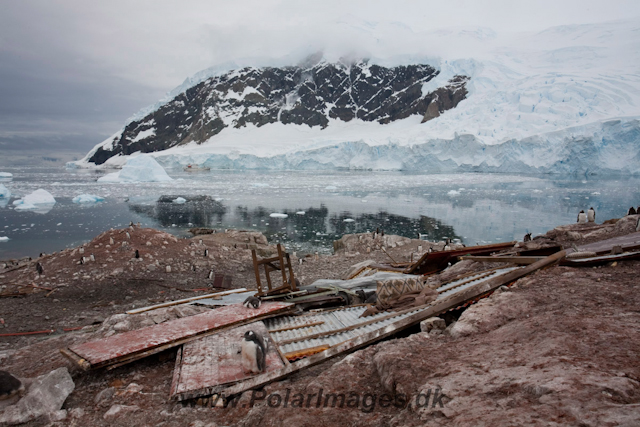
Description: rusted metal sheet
xmin=405 ymin=241 xmax=516 ymax=275
xmin=63 ymin=302 xmax=293 ymax=370
xmin=570 ymin=232 xmax=640 ymax=255
xmin=170 ymin=322 xmax=285 ymax=402
xmin=266 ymin=266 xmax=521 ymax=356
xmin=222 ymin=250 xmax=566 ymax=398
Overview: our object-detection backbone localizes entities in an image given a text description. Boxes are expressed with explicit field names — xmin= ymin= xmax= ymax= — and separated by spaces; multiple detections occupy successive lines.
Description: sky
xmin=1 ymin=0 xmax=639 ymax=164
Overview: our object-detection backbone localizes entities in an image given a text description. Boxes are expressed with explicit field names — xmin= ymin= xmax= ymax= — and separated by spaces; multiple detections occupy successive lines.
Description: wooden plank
xmin=222 ymin=250 xmax=565 ymax=397
xmin=561 ymin=251 xmax=640 ymax=266
xmin=64 ymin=302 xmax=293 ymax=370
xmin=405 ymin=241 xmax=516 ymax=275
xmin=459 ymin=255 xmax=546 ymax=265
xmin=125 ymin=288 xmax=249 ymax=314
xmin=572 ymin=232 xmax=640 ymax=255
xmin=171 ymin=322 xmax=285 ymax=402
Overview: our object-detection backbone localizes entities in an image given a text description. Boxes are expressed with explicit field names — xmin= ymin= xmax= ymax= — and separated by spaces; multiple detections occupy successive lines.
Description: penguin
xmin=135 ymin=249 xmax=140 ymax=259
xmin=79 ymin=247 xmax=84 ymax=254
xmin=241 ymin=330 xmax=267 ymax=374
xmin=36 ymin=262 xmax=44 ymax=275
xmin=78 ymin=258 xmax=84 ymax=265
xmin=577 ymin=210 xmax=587 ymax=223
xmin=109 ymin=237 xmax=114 ymax=245
xmin=628 ymin=207 xmax=637 ymax=216
xmin=587 ymin=207 xmax=596 ymax=223
xmin=0 ymin=370 xmax=24 ymax=400
xmin=39 ymin=252 xmax=44 ymax=258
xmin=523 ymin=232 xmax=532 ymax=242
xmin=243 ymin=296 xmax=261 ymax=309
xmin=90 ymin=254 xmax=95 ymax=262
xmin=129 ymin=221 xmax=134 ymax=227
xmin=191 ymin=264 xmax=196 ymax=272
xmin=137 ymin=222 xmax=141 ymax=228
xmin=204 ymin=249 xmax=208 ymax=257
xmin=636 ymin=216 xmax=640 ymax=232
xmin=126 ymin=232 xmax=131 ymax=239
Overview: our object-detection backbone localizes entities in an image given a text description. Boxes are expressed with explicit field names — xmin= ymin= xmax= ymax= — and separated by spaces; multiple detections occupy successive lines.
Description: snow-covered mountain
xmin=75 ymin=19 xmax=640 ymax=176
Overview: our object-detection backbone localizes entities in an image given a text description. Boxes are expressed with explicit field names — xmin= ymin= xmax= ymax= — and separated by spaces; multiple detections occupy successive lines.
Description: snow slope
xmin=75 ymin=19 xmax=640 ymax=176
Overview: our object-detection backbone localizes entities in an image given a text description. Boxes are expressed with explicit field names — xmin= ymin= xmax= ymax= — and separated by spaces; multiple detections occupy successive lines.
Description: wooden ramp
xmin=62 ymin=302 xmax=293 ymax=370
xmin=170 ymin=321 xmax=287 ymax=402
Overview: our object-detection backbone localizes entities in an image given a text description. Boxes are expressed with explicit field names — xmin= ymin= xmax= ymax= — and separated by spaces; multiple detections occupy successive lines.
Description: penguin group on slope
xmin=241 ymin=330 xmax=268 ymax=374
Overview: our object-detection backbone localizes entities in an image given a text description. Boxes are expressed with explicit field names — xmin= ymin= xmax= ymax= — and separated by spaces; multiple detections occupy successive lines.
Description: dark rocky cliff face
xmin=89 ymin=60 xmax=469 ymax=165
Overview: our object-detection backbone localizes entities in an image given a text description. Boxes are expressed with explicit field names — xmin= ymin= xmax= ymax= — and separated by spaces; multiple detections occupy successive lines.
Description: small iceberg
xmin=72 ymin=194 xmax=105 ymax=204
xmin=296 ymin=211 xmax=306 ymax=215
xmin=98 ymin=155 xmax=173 ymax=183
xmin=0 ymin=184 xmax=10 ymax=199
xmin=0 ymin=172 xmax=12 ymax=180
xmin=0 ymin=236 xmax=9 ymax=242
xmin=447 ymin=190 xmax=461 ymax=196
xmin=343 ymin=218 xmax=355 ymax=223
xmin=172 ymin=197 xmax=187 ymax=204
xmin=12 ymin=189 xmax=56 ymax=213
xmin=270 ymin=213 xmax=288 ymax=218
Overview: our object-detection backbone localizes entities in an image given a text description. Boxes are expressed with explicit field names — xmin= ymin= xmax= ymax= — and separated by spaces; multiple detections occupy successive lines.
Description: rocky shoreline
xmin=1 ymin=217 xmax=639 ymax=426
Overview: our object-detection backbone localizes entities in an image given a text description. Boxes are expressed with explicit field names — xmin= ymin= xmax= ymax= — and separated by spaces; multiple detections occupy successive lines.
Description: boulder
xmin=0 ymin=367 xmax=74 ymax=425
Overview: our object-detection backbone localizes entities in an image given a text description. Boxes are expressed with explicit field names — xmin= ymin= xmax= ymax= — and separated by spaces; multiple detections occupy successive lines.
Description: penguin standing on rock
xmin=523 ymin=233 xmax=532 ymax=242
xmin=587 ymin=207 xmax=596 ymax=223
xmin=628 ymin=207 xmax=637 ymax=216
xmin=204 ymin=249 xmax=208 ymax=257
xmin=36 ymin=262 xmax=44 ymax=275
xmin=577 ymin=210 xmax=587 ymax=223
xmin=135 ymin=249 xmax=140 ymax=259
xmin=241 ymin=330 xmax=267 ymax=373
xmin=243 ymin=296 xmax=262 ymax=309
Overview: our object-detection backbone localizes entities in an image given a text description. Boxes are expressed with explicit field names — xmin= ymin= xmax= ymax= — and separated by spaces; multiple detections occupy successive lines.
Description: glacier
xmin=72 ymin=19 xmax=640 ymax=176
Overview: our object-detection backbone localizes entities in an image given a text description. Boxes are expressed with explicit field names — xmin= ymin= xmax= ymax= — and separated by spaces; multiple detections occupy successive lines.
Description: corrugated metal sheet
xmin=188 ymin=290 xmax=253 ymax=306
xmin=266 ymin=266 xmax=523 ymax=355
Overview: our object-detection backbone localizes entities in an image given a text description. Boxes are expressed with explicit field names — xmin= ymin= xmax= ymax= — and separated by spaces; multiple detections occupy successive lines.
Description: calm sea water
xmin=1 ymin=166 xmax=638 ymax=259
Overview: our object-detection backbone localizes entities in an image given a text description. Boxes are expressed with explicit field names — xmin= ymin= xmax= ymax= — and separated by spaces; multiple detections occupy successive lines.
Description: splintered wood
xmin=63 ymin=302 xmax=293 ymax=370
xmin=170 ymin=321 xmax=286 ymax=402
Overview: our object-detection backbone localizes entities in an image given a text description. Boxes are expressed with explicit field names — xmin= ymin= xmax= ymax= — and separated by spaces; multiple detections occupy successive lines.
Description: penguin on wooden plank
xmin=243 ymin=296 xmax=261 ymax=309
xmin=241 ymin=330 xmax=267 ymax=373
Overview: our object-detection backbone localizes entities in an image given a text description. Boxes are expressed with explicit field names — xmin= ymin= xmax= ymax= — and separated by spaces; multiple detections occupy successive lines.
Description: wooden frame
xmin=251 ymin=244 xmax=297 ymax=296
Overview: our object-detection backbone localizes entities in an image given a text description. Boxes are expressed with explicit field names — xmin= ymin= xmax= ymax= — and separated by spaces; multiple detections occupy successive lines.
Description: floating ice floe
xmin=296 ymin=211 xmax=306 ymax=215
xmin=0 ymin=184 xmax=10 ymax=199
xmin=98 ymin=155 xmax=173 ymax=183
xmin=0 ymin=172 xmax=12 ymax=180
xmin=12 ymin=189 xmax=56 ymax=213
xmin=343 ymin=218 xmax=355 ymax=222
xmin=447 ymin=190 xmax=461 ymax=196
xmin=269 ymin=213 xmax=288 ymax=218
xmin=173 ymin=197 xmax=187 ymax=204
xmin=0 ymin=236 xmax=9 ymax=242
xmin=72 ymin=194 xmax=105 ymax=204
xmin=325 ymin=186 xmax=337 ymax=190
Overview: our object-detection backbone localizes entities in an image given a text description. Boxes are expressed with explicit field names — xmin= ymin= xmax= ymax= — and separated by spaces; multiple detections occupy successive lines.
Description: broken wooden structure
xmin=251 ymin=244 xmax=298 ymax=296
xmin=405 ymin=241 xmax=517 ymax=275
xmin=61 ymin=302 xmax=294 ymax=370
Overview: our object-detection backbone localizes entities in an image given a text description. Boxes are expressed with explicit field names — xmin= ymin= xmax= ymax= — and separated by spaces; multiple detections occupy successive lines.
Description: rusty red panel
xmin=68 ymin=302 xmax=292 ymax=367
xmin=171 ymin=321 xmax=285 ymax=401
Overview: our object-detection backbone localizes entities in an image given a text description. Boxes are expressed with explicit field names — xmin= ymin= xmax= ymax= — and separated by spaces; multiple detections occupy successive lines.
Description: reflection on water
xmin=1 ymin=166 xmax=639 ymax=259
xmin=129 ymin=196 xmax=227 ymax=227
